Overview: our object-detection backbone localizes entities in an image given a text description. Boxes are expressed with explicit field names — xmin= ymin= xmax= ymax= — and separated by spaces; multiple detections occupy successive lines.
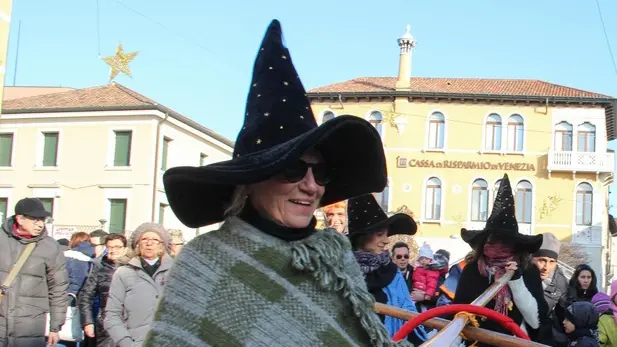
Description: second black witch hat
xmin=461 ymin=173 xmax=543 ymax=253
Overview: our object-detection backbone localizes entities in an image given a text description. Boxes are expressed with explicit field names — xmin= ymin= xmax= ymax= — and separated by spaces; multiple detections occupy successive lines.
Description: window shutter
xmin=42 ymin=133 xmax=59 ymax=166
xmin=114 ymin=131 xmax=132 ymax=166
xmin=109 ymin=199 xmax=127 ymax=233
xmin=0 ymin=134 xmax=13 ymax=167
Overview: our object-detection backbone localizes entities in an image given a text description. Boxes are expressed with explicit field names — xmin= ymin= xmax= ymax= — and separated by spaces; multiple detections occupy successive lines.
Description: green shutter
xmin=42 ymin=132 xmax=59 ymax=167
xmin=0 ymin=198 xmax=7 ymax=221
xmin=161 ymin=138 xmax=170 ymax=170
xmin=109 ymin=199 xmax=127 ymax=233
xmin=158 ymin=203 xmax=167 ymax=224
xmin=0 ymin=134 xmax=13 ymax=167
xmin=38 ymin=198 xmax=54 ymax=217
xmin=114 ymin=131 xmax=132 ymax=166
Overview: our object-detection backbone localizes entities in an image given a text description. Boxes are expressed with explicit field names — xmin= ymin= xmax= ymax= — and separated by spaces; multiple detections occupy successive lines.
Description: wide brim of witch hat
xmin=355 ymin=213 xmax=417 ymax=237
xmin=460 ymin=228 xmax=543 ymax=253
xmin=346 ymin=194 xmax=417 ymax=238
xmin=163 ymin=20 xmax=386 ymax=228
xmin=165 ymin=116 xmax=386 ymax=227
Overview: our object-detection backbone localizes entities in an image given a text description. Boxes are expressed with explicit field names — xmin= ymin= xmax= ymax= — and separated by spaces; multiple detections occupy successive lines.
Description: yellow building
xmin=308 ymin=26 xmax=617 ymax=287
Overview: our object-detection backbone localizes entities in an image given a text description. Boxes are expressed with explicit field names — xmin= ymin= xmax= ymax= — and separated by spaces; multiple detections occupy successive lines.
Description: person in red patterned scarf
xmin=452 ymin=174 xmax=550 ymax=346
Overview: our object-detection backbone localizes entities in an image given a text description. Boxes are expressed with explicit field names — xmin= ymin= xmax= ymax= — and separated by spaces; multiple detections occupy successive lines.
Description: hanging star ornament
xmin=102 ymin=42 xmax=139 ymax=82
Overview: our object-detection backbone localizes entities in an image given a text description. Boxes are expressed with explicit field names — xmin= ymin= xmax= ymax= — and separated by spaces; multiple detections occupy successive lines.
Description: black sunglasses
xmin=395 ymin=255 xmax=409 ymax=260
xmin=281 ymin=160 xmax=331 ymax=186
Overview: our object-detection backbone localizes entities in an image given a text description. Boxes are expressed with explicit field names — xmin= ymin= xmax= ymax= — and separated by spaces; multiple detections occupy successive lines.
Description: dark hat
xmin=460 ymin=174 xmax=543 ymax=253
xmin=347 ymin=194 xmax=417 ymax=239
xmin=163 ymin=20 xmax=387 ymax=228
xmin=14 ymin=198 xmax=52 ymax=219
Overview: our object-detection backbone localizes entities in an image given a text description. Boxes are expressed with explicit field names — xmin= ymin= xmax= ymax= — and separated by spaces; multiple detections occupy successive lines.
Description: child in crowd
xmin=563 ymin=301 xmax=599 ymax=347
xmin=593 ymin=281 xmax=617 ymax=347
xmin=412 ymin=244 xmax=449 ymax=305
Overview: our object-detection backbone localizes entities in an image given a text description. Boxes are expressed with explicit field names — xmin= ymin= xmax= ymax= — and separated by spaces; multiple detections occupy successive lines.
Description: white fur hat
xmin=533 ymin=233 xmax=561 ymax=259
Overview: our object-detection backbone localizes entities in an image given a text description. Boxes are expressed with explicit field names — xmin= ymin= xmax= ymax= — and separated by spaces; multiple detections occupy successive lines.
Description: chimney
xmin=395 ymin=25 xmax=416 ymax=90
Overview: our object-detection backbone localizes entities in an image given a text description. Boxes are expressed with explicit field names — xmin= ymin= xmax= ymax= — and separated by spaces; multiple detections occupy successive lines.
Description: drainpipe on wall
xmin=151 ymin=112 xmax=170 ymax=222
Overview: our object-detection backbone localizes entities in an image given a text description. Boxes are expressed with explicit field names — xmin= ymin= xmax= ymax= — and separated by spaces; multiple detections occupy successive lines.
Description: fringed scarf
xmin=477 ymin=243 xmax=517 ymax=315
xmin=354 ymin=250 xmax=392 ymax=275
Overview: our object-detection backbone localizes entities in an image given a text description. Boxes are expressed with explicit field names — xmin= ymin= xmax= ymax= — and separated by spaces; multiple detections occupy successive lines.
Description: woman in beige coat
xmin=104 ymin=223 xmax=174 ymax=347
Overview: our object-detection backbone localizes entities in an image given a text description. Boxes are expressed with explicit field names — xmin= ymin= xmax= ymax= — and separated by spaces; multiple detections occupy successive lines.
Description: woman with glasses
xmin=104 ymin=223 xmax=173 ymax=347
xmin=78 ymin=233 xmax=130 ymax=347
xmin=142 ymin=19 xmax=414 ymax=347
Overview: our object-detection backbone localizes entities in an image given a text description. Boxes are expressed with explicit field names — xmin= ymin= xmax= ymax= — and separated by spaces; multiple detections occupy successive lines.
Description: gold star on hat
xmin=102 ymin=42 xmax=139 ymax=82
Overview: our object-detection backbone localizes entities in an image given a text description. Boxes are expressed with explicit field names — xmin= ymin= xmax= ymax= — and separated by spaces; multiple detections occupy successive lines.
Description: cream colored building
xmin=0 ymin=84 xmax=233 ymax=241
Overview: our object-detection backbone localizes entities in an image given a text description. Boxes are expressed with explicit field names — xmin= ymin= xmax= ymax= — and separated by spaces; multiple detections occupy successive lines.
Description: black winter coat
xmin=0 ymin=217 xmax=69 ymax=347
xmin=452 ymin=260 xmax=549 ymax=347
xmin=78 ymin=254 xmax=124 ymax=347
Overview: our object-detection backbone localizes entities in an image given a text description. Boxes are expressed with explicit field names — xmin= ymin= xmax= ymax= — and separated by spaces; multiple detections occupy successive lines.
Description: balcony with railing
xmin=547 ymin=151 xmax=615 ymax=174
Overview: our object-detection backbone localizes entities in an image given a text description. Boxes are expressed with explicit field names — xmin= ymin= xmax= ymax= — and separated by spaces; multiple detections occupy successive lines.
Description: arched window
xmin=369 ymin=111 xmax=383 ymax=137
xmin=515 ymin=180 xmax=533 ymax=224
xmin=554 ymin=121 xmax=573 ymax=151
xmin=577 ymin=123 xmax=596 ymax=152
xmin=374 ymin=184 xmax=390 ymax=212
xmin=493 ymin=179 xmax=502 ymax=203
xmin=484 ymin=114 xmax=502 ymax=151
xmin=424 ymin=177 xmax=442 ymax=220
xmin=322 ymin=111 xmax=335 ymax=123
xmin=506 ymin=114 xmax=524 ymax=152
xmin=427 ymin=112 xmax=445 ymax=149
xmin=576 ymin=183 xmax=593 ymax=226
xmin=471 ymin=179 xmax=489 ymax=221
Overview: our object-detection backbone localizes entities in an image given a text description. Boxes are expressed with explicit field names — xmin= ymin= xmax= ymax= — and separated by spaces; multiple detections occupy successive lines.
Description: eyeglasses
xmin=24 ymin=215 xmax=47 ymax=223
xmin=395 ymin=255 xmax=409 ymax=260
xmin=140 ymin=238 xmax=162 ymax=245
xmin=281 ymin=160 xmax=330 ymax=186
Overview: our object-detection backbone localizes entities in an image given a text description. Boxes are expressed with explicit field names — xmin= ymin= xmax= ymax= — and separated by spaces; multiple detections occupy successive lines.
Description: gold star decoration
xmin=102 ymin=42 xmax=139 ymax=82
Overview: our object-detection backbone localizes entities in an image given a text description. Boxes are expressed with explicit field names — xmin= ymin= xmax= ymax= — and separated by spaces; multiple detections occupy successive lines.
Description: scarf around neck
xmin=477 ymin=243 xmax=517 ymax=315
xmin=354 ymin=250 xmax=392 ymax=275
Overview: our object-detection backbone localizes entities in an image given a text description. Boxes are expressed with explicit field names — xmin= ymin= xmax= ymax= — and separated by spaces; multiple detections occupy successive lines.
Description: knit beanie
xmin=592 ymin=292 xmax=611 ymax=314
xmin=418 ymin=244 xmax=434 ymax=260
xmin=435 ymin=249 xmax=450 ymax=261
xmin=130 ymin=222 xmax=170 ymax=250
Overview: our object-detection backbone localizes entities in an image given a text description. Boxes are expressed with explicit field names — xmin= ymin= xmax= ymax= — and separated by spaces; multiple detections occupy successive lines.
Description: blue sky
xmin=5 ymin=0 xmax=617 ymax=210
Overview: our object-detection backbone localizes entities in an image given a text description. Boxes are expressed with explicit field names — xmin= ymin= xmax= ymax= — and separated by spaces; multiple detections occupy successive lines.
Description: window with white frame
xmin=577 ymin=123 xmax=596 ymax=152
xmin=515 ymin=180 xmax=532 ymax=224
xmin=424 ymin=177 xmax=442 ymax=220
xmin=506 ymin=114 xmax=524 ymax=152
xmin=369 ymin=111 xmax=383 ymax=137
xmin=322 ymin=111 xmax=335 ymax=123
xmin=471 ymin=179 xmax=489 ymax=221
xmin=493 ymin=179 xmax=502 ymax=202
xmin=575 ymin=183 xmax=593 ymax=226
xmin=0 ymin=133 xmax=14 ymax=167
xmin=484 ymin=114 xmax=502 ymax=151
xmin=554 ymin=121 xmax=573 ymax=151
xmin=427 ymin=112 xmax=445 ymax=149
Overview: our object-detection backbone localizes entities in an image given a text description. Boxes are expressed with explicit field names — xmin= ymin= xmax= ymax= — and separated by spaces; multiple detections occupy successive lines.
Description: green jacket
xmin=599 ymin=312 xmax=617 ymax=347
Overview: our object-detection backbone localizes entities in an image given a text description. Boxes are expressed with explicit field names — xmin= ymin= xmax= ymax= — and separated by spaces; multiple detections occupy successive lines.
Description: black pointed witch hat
xmin=347 ymin=194 xmax=417 ymax=239
xmin=163 ymin=20 xmax=387 ymax=228
xmin=461 ymin=174 xmax=543 ymax=253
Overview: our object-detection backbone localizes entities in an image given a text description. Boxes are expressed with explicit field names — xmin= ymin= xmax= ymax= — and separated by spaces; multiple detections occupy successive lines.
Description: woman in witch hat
xmin=453 ymin=174 xmax=549 ymax=346
xmin=347 ymin=193 xmax=429 ymax=344
xmin=142 ymin=20 xmax=413 ymax=347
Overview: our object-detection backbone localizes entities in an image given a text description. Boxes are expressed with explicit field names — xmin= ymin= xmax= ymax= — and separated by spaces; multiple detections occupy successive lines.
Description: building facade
xmin=308 ymin=26 xmax=617 ymax=287
xmin=0 ymin=84 xmax=233 ymax=241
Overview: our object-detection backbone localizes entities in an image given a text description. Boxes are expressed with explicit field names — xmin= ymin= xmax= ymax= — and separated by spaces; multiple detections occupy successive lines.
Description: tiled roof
xmin=308 ymin=77 xmax=614 ymax=99
xmin=2 ymin=83 xmax=234 ymax=147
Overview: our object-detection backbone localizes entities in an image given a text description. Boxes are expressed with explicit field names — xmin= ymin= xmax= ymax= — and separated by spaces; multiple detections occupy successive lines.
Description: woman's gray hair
xmin=224 ymin=185 xmax=250 ymax=217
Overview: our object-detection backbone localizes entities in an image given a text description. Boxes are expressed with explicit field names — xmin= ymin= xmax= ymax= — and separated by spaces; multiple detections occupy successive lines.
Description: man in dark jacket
xmin=533 ymin=232 xmax=569 ymax=347
xmin=0 ymin=198 xmax=69 ymax=347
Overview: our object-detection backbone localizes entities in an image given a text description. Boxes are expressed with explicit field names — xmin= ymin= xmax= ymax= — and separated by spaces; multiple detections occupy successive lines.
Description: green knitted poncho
xmin=142 ymin=217 xmax=413 ymax=347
